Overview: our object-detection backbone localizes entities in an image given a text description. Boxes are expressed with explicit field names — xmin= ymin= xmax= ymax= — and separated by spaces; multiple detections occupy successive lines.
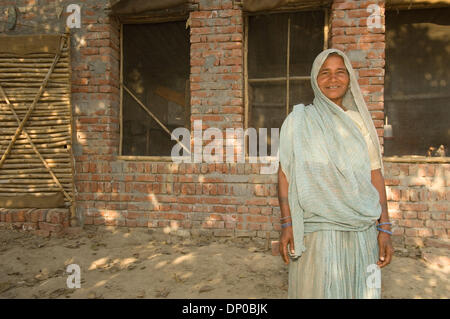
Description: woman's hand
xmin=279 ymin=226 xmax=295 ymax=265
xmin=377 ymin=232 xmax=394 ymax=268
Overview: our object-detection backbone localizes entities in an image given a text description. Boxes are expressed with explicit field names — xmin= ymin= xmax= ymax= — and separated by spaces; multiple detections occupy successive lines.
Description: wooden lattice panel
xmin=0 ymin=34 xmax=74 ymax=207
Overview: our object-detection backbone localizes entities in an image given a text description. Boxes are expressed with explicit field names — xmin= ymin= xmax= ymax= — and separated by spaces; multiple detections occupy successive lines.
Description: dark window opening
xmin=385 ymin=8 xmax=450 ymax=157
xmin=247 ymin=11 xmax=324 ymax=153
xmin=122 ymin=21 xmax=190 ymax=156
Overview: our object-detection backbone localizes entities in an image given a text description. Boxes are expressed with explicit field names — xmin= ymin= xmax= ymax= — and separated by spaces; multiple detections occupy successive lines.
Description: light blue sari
xmin=279 ymin=49 xmax=384 ymax=299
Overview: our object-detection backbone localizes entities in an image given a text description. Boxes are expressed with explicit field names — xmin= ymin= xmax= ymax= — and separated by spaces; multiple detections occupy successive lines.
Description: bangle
xmin=378 ymin=222 xmax=392 ymax=226
xmin=280 ymin=216 xmax=291 ymax=221
xmin=281 ymin=222 xmax=292 ymax=229
xmin=377 ymin=227 xmax=392 ymax=235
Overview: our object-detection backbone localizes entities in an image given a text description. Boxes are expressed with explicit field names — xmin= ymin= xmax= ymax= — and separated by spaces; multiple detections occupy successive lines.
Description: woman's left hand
xmin=377 ymin=232 xmax=394 ymax=268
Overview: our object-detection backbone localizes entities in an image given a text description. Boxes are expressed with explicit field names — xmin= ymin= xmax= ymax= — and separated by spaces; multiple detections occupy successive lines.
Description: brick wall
xmin=0 ymin=0 xmax=448 ymax=248
xmin=384 ymin=162 xmax=450 ymax=247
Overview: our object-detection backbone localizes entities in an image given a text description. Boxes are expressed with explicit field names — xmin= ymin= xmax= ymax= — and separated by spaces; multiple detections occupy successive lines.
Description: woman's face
xmin=317 ymin=54 xmax=349 ymax=107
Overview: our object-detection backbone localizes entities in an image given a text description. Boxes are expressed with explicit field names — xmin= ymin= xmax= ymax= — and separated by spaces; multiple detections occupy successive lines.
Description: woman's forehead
xmin=320 ymin=55 xmax=346 ymax=69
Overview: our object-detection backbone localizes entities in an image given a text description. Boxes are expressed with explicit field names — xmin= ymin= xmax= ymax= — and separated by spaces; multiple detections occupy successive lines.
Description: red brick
xmin=399 ymin=203 xmax=428 ymax=211
xmin=13 ymin=210 xmax=26 ymax=222
xmin=425 ymin=220 xmax=449 ymax=229
xmin=430 ymin=203 xmax=449 ymax=212
xmin=333 ymin=2 xmax=359 ymax=10
xmin=399 ymin=220 xmax=424 ymax=228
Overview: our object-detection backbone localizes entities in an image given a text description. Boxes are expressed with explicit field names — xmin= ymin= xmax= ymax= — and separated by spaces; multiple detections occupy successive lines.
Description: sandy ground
xmin=0 ymin=225 xmax=448 ymax=299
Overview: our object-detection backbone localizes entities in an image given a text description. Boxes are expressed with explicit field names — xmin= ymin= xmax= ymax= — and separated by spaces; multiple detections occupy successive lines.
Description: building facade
xmin=0 ymin=0 xmax=449 ymax=250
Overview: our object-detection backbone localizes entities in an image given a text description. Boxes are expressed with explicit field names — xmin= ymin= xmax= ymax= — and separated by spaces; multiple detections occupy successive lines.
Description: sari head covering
xmin=279 ymin=48 xmax=383 ymax=257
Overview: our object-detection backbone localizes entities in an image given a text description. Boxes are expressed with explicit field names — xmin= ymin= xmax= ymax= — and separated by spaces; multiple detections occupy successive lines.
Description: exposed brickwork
xmin=384 ymin=162 xmax=450 ymax=247
xmin=0 ymin=208 xmax=70 ymax=237
xmin=0 ymin=0 xmax=447 ymax=248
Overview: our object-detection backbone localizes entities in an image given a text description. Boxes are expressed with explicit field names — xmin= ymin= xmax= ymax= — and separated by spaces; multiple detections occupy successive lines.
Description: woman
xmin=278 ymin=48 xmax=394 ymax=299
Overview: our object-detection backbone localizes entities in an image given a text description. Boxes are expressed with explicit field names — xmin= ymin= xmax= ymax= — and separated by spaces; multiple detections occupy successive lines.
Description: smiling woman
xmin=277 ymin=49 xmax=394 ymax=299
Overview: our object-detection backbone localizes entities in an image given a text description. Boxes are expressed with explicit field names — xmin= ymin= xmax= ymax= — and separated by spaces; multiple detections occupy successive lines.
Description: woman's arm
xmin=371 ymin=168 xmax=394 ymax=268
xmin=278 ymin=165 xmax=294 ymax=264
xmin=278 ymin=165 xmax=291 ymax=220
xmin=371 ymin=169 xmax=390 ymax=225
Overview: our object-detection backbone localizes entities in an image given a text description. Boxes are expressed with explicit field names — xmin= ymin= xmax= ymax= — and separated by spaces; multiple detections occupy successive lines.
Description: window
xmin=385 ymin=7 xmax=450 ymax=157
xmin=245 ymin=10 xmax=326 ymax=153
xmin=120 ymin=21 xmax=190 ymax=157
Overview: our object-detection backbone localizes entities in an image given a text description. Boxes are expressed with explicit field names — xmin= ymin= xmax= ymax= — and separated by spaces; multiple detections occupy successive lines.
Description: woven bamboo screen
xmin=0 ymin=33 xmax=74 ymax=208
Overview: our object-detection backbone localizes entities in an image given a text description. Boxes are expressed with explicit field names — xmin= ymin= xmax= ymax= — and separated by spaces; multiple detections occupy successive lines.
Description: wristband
xmin=377 ymin=227 xmax=392 ymax=235
xmin=281 ymin=222 xmax=292 ymax=229
xmin=280 ymin=216 xmax=291 ymax=221
xmin=378 ymin=222 xmax=392 ymax=226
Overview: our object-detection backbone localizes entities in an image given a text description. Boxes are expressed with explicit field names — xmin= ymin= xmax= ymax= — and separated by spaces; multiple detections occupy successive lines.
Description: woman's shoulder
xmin=281 ymin=104 xmax=309 ymax=131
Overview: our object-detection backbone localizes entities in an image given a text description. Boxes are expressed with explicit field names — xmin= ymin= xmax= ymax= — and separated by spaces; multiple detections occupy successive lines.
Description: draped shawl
xmin=279 ymin=48 xmax=384 ymax=258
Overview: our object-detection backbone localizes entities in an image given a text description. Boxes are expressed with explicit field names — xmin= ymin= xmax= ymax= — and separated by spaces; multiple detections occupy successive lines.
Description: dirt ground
xmin=0 ymin=225 xmax=448 ymax=299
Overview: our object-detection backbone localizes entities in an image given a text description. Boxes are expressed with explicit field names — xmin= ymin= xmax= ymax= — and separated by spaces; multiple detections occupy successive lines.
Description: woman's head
xmin=316 ymin=52 xmax=350 ymax=108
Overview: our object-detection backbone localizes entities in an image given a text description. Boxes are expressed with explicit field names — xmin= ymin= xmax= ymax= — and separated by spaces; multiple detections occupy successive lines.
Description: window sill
xmin=383 ymin=156 xmax=450 ymax=163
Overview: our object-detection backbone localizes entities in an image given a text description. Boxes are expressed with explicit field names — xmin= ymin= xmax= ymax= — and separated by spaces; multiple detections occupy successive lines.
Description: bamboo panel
xmin=0 ymin=33 xmax=73 ymax=205
xmin=3 ymin=88 xmax=68 ymax=94
xmin=0 ymin=110 xmax=70 ymax=116
xmin=2 ymin=158 xmax=69 ymax=164
xmin=1 ymin=127 xmax=70 ymax=135
xmin=8 ymin=148 xmax=70 ymax=154
xmin=0 ymin=162 xmax=70 ymax=175
xmin=0 ymin=142 xmax=70 ymax=150
xmin=0 ymin=59 xmax=69 ymax=64
xmin=1 ymin=79 xmax=69 ymax=84
xmin=0 ymin=187 xmax=67 ymax=193
xmin=0 ymin=136 xmax=70 ymax=144
xmin=3 ymin=97 xmax=70 ymax=104
xmin=6 ymin=153 xmax=70 ymax=159
xmin=0 ymin=194 xmax=73 ymax=200
xmin=1 ymin=104 xmax=70 ymax=110
xmin=1 ymin=127 xmax=69 ymax=135
xmin=1 ymin=83 xmax=69 ymax=88
xmin=0 ymin=68 xmax=70 ymax=73
xmin=0 ymin=133 xmax=70 ymax=141
xmin=0 ymin=53 xmax=69 ymax=59
xmin=0 ymin=62 xmax=70 ymax=68
xmin=1 ymin=120 xmax=70 ymax=127
xmin=0 ymin=179 xmax=72 ymax=184
xmin=0 ymin=115 xmax=70 ymax=122
xmin=0 ymin=173 xmax=72 ymax=179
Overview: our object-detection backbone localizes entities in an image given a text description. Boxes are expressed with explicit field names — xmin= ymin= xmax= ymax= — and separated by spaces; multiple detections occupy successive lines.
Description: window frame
xmin=118 ymin=16 xmax=189 ymax=161
xmin=383 ymin=5 xmax=450 ymax=163
xmin=243 ymin=8 xmax=330 ymax=159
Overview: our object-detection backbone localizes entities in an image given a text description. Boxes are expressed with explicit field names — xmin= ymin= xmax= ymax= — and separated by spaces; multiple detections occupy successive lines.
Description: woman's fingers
xmin=377 ymin=243 xmax=394 ymax=268
xmin=289 ymin=236 xmax=295 ymax=255
xmin=282 ymin=242 xmax=289 ymax=264
xmin=279 ymin=239 xmax=287 ymax=264
xmin=384 ymin=245 xmax=394 ymax=266
xmin=377 ymin=240 xmax=386 ymax=267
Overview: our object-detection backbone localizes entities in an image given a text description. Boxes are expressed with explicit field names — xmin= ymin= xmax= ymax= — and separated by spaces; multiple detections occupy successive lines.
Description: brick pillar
xmin=189 ymin=0 xmax=244 ymax=160
xmin=330 ymin=0 xmax=386 ymax=151
xmin=71 ymin=1 xmax=121 ymax=226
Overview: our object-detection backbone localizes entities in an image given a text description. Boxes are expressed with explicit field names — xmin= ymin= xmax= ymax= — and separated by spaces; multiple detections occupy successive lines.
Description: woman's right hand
xmin=279 ymin=226 xmax=295 ymax=265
